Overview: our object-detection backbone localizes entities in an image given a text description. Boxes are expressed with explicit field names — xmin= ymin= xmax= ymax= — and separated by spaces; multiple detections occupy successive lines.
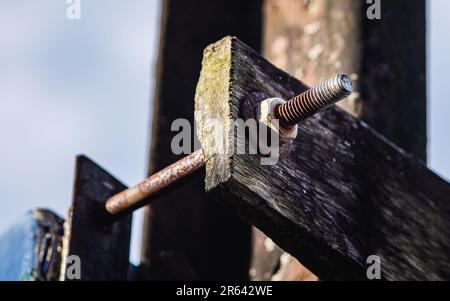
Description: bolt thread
xmin=276 ymin=73 xmax=353 ymax=127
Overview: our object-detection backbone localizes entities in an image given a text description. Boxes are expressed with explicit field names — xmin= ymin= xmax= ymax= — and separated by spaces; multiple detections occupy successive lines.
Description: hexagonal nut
xmin=257 ymin=98 xmax=298 ymax=144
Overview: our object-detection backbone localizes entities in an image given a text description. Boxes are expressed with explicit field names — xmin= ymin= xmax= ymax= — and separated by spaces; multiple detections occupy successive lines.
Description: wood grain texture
xmin=61 ymin=155 xmax=132 ymax=281
xmin=141 ymin=0 xmax=262 ymax=280
xmin=259 ymin=0 xmax=427 ymax=281
xmin=195 ymin=36 xmax=450 ymax=281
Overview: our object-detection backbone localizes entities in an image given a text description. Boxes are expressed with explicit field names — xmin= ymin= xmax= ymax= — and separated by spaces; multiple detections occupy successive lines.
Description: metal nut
xmin=258 ymin=98 xmax=298 ymax=144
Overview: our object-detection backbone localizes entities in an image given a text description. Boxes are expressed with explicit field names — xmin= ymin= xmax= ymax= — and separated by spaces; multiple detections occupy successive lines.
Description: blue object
xmin=0 ymin=209 xmax=64 ymax=281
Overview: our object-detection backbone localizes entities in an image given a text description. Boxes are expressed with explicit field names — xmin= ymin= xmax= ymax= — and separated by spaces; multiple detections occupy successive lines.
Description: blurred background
xmin=0 ymin=0 xmax=448 ymax=267
xmin=0 ymin=0 xmax=161 ymax=265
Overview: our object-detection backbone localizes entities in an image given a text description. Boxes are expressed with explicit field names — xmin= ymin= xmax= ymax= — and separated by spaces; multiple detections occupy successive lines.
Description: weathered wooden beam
xmin=195 ymin=36 xmax=450 ymax=281
xmin=259 ymin=0 xmax=427 ymax=279
xmin=141 ymin=0 xmax=262 ymax=280
xmin=60 ymin=156 xmax=132 ymax=281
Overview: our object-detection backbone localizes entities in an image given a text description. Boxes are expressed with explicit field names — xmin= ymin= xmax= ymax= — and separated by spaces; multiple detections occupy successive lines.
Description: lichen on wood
xmin=195 ymin=36 xmax=450 ymax=281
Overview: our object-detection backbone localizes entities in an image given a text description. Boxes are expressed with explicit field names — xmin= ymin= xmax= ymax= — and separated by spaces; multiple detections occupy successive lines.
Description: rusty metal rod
xmin=276 ymin=73 xmax=353 ymax=127
xmin=105 ymin=150 xmax=205 ymax=215
xmin=105 ymin=74 xmax=352 ymax=216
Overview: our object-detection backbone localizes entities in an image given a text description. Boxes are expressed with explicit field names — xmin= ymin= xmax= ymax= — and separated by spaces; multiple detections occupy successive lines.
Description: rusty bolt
xmin=105 ymin=150 xmax=205 ymax=216
xmin=105 ymin=74 xmax=353 ymax=218
xmin=276 ymin=73 xmax=353 ymax=128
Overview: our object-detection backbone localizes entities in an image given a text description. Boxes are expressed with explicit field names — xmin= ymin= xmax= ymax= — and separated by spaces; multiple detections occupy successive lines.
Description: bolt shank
xmin=105 ymin=150 xmax=205 ymax=215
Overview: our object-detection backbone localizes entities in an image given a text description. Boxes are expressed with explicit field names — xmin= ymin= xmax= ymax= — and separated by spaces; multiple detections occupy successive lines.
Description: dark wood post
xmin=140 ymin=0 xmax=263 ymax=280
xmin=61 ymin=156 xmax=132 ymax=281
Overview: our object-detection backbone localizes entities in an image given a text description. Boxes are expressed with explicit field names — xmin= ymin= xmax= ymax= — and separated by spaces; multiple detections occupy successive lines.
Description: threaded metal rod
xmin=276 ymin=73 xmax=353 ymax=127
xmin=104 ymin=74 xmax=353 ymax=217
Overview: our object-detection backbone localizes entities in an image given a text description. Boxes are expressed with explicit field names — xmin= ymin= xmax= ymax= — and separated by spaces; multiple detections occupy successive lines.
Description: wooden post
xmin=263 ymin=0 xmax=426 ymax=157
xmin=141 ymin=0 xmax=262 ymax=280
xmin=195 ymin=36 xmax=450 ymax=281
xmin=253 ymin=0 xmax=427 ymax=280
xmin=60 ymin=156 xmax=132 ymax=281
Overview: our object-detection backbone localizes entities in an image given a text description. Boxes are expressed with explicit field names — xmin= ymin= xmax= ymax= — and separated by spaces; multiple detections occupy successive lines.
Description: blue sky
xmin=429 ymin=0 xmax=450 ymax=180
xmin=0 ymin=0 xmax=161 ymax=264
xmin=0 ymin=0 xmax=448 ymax=265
